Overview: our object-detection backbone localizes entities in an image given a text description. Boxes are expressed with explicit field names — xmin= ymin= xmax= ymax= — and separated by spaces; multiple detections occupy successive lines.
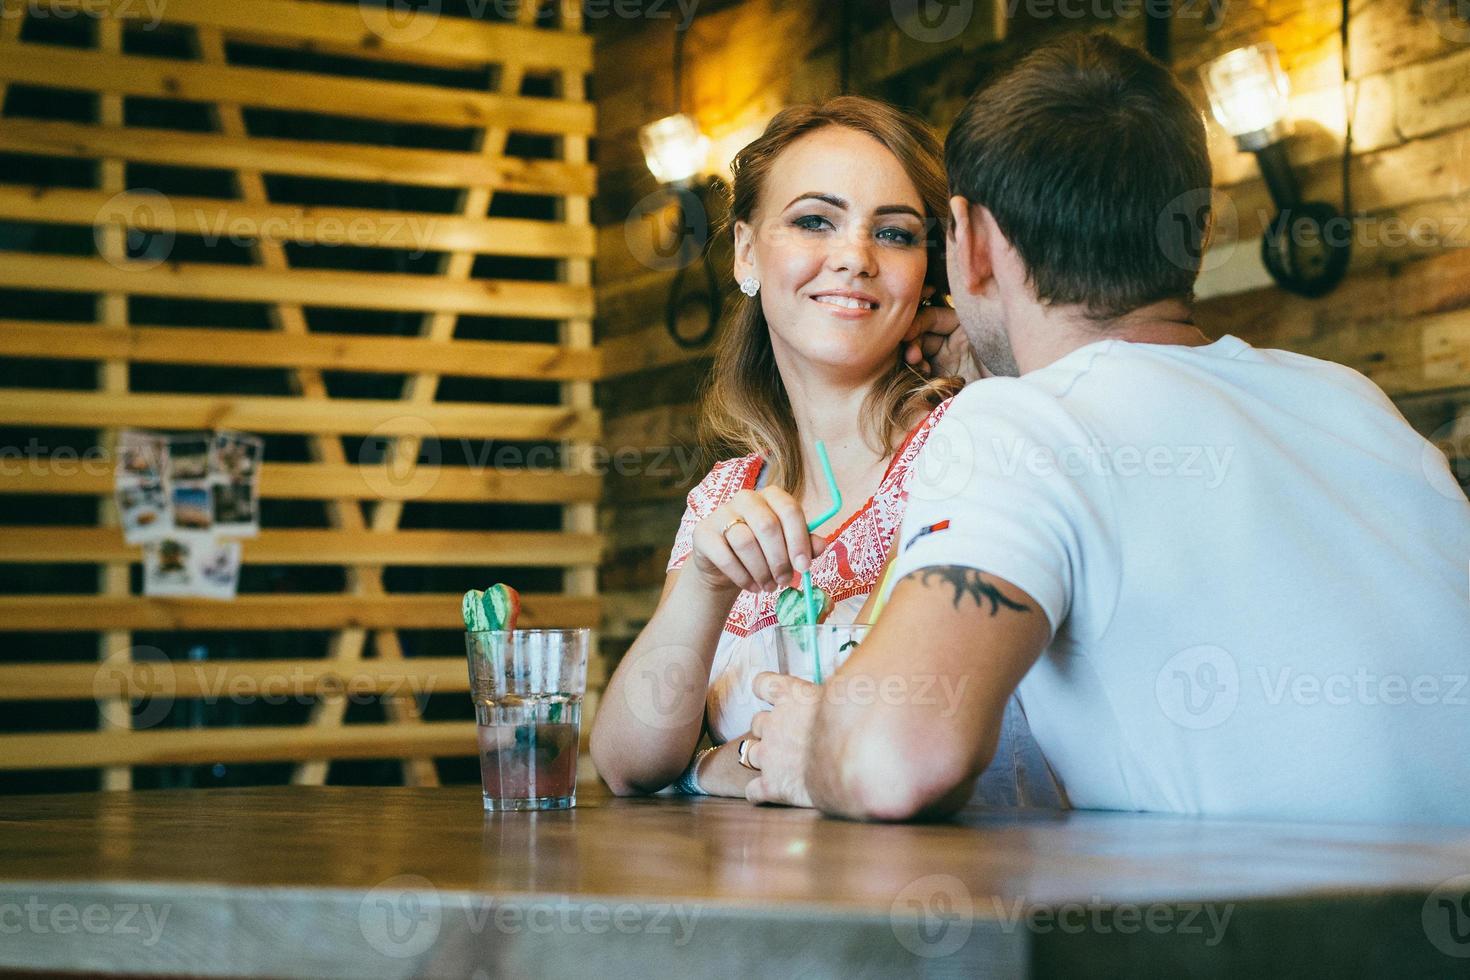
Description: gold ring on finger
xmin=721 ymin=516 xmax=748 ymax=537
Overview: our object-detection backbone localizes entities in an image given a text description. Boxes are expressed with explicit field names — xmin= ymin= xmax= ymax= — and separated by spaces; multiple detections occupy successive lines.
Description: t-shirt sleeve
xmin=886 ymin=380 xmax=1105 ymax=640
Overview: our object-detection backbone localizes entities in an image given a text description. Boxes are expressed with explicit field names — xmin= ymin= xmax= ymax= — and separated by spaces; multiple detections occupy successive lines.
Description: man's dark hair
xmin=945 ymin=33 xmax=1213 ymax=321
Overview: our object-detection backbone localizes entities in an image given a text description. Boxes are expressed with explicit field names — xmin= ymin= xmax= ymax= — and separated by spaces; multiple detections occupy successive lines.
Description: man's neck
xmin=1008 ymin=298 xmax=1210 ymax=375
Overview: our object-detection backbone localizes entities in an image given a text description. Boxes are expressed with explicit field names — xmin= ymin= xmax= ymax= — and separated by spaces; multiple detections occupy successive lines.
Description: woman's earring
xmin=740 ymin=277 xmax=760 ymax=297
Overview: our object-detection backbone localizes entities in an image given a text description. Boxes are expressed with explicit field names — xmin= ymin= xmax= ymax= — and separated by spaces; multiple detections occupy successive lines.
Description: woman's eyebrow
xmin=874 ymin=204 xmax=924 ymax=220
xmin=783 ymin=192 xmax=846 ymax=210
xmin=783 ymin=193 xmax=924 ymax=221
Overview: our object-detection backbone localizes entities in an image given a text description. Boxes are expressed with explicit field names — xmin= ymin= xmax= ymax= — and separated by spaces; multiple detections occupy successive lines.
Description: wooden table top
xmin=2 ymin=783 xmax=1468 ymax=978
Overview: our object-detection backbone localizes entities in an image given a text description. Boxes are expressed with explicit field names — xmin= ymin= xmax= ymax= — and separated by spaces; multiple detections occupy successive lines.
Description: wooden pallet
xmin=0 ymin=0 xmax=599 ymax=786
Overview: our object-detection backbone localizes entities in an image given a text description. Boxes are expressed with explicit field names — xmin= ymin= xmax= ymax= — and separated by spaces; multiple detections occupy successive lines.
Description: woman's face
xmin=734 ymin=126 xmax=931 ymax=382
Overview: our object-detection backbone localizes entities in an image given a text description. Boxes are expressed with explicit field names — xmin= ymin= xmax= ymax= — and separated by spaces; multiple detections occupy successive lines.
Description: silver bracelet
xmin=674 ymin=746 xmax=718 ymax=796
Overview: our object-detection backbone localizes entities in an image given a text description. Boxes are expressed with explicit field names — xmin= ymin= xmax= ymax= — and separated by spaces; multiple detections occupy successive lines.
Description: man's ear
xmin=732 ymin=219 xmax=756 ymax=283
xmin=947 ymin=196 xmax=992 ymax=293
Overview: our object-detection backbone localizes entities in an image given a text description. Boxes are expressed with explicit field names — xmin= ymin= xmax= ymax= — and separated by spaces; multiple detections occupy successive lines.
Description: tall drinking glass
xmin=774 ymin=623 xmax=870 ymax=684
xmin=465 ymin=628 xmax=589 ymax=811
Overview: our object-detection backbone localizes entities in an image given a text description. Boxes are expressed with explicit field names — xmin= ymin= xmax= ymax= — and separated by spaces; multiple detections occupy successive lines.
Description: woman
xmin=591 ymin=97 xmax=1062 ymax=807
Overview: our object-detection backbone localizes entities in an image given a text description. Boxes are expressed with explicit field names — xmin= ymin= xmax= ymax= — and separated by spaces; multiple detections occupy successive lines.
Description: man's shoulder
xmin=942 ymin=371 xmax=1091 ymax=434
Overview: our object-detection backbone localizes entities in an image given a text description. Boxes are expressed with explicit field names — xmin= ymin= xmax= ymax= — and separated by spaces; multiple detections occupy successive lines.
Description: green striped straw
xmin=804 ymin=440 xmax=842 ymax=683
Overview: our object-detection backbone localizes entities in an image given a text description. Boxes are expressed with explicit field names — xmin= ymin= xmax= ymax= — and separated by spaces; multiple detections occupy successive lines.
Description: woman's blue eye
xmin=793 ymin=214 xmax=831 ymax=232
xmin=878 ymin=227 xmax=918 ymax=246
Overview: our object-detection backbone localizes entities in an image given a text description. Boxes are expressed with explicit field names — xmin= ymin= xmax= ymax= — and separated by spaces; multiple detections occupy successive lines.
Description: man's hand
xmin=903 ymin=305 xmax=988 ymax=382
xmin=743 ymin=672 xmax=822 ymax=808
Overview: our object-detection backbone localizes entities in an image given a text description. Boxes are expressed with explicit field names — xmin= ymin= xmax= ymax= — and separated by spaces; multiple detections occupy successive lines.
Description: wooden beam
xmin=0 ymin=389 xmax=600 ymax=441
xmin=848 ymin=0 xmax=1007 ymax=87
xmin=1212 ymin=126 xmax=1470 ymax=248
xmin=0 ymin=186 xmax=594 ymax=259
xmin=1198 ymin=247 xmax=1470 ymax=348
xmin=600 ymin=322 xmax=713 ymax=378
xmin=0 ymin=254 xmax=593 ymax=321
xmin=0 ymin=593 xmax=601 ymax=632
xmin=0 ymin=321 xmax=604 ymax=382
xmin=0 ymin=721 xmax=479 ymax=770
xmin=0 ymin=462 xmax=602 ymax=505
xmin=34 ymin=0 xmax=593 ymax=72
xmin=0 ymin=119 xmax=596 ymax=196
xmin=93 ymin=8 xmax=132 ymax=792
xmin=0 ymin=528 xmax=603 ymax=567
xmin=0 ymin=40 xmax=594 ymax=135
xmin=0 ymin=657 xmax=471 ymax=701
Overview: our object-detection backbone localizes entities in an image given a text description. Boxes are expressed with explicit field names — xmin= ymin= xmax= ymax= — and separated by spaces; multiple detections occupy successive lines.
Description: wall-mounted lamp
xmin=639 ymin=17 xmax=729 ymax=350
xmin=639 ymin=113 xmax=711 ymax=188
xmin=1200 ymin=43 xmax=1351 ymax=297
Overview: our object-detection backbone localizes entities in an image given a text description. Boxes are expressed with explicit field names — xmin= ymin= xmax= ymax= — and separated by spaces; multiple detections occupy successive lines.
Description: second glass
xmin=465 ymin=628 xmax=589 ymax=811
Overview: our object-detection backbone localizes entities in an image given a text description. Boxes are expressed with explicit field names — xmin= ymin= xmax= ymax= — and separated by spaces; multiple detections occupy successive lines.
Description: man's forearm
xmin=803 ymin=566 xmax=1049 ymax=820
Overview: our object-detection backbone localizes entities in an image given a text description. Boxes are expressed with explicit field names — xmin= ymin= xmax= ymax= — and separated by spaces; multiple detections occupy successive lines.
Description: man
xmin=740 ymin=33 xmax=1470 ymax=824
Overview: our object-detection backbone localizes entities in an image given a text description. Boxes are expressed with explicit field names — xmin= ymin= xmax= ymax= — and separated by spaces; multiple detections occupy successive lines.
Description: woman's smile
xmin=808 ymin=289 xmax=881 ymax=318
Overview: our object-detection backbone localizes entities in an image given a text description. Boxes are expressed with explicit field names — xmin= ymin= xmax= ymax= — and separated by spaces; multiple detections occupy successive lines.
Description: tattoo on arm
xmin=908 ymin=566 xmax=1031 ymax=615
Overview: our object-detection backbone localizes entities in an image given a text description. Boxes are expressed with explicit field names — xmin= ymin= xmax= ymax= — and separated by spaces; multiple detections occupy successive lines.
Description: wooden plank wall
xmin=591 ymin=1 xmax=1469 ymax=658
xmin=1176 ymin=0 xmax=1470 ymax=439
xmin=593 ymin=0 xmax=839 ymax=654
xmin=0 ymin=0 xmax=600 ymax=787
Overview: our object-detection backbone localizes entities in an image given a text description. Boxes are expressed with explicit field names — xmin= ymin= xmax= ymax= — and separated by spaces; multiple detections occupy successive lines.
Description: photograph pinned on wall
xmin=142 ymin=534 xmax=202 ymax=597
xmin=191 ymin=539 xmax=243 ymax=601
xmin=210 ymin=431 xmax=262 ymax=538
xmin=213 ymin=431 xmax=262 ymax=481
xmin=116 ymin=427 xmax=260 ymax=599
xmin=167 ymin=435 xmax=212 ymax=481
xmin=116 ymin=429 xmax=168 ymax=482
xmin=171 ymin=483 xmax=214 ymax=531
xmin=142 ymin=534 xmax=242 ymax=600
xmin=116 ymin=479 xmax=171 ymax=544
xmin=211 ymin=479 xmax=258 ymax=537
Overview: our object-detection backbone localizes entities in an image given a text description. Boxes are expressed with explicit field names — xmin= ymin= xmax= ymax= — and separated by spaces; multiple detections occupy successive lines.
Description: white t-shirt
xmin=888 ymin=334 xmax=1470 ymax=825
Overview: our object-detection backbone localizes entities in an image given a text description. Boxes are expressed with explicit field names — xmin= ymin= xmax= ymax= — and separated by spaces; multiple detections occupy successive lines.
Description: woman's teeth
xmin=813 ymin=295 xmax=876 ymax=310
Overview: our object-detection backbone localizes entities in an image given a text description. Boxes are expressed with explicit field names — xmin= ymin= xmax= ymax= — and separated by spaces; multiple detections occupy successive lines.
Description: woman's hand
xmin=686 ymin=488 xmax=828 ymax=596
xmin=903 ymin=304 xmax=990 ymax=383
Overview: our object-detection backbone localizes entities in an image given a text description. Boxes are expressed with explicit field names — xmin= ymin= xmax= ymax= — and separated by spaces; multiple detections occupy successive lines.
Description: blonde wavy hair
xmin=700 ymin=96 xmax=962 ymax=496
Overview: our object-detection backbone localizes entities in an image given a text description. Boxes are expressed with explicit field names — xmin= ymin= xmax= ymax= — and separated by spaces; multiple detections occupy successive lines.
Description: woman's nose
xmin=827 ymin=229 xmax=877 ymax=278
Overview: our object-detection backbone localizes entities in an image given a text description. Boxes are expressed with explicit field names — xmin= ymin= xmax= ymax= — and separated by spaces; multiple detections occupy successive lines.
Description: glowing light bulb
xmin=639 ymin=113 xmax=710 ymax=185
xmin=1199 ymin=44 xmax=1291 ymax=151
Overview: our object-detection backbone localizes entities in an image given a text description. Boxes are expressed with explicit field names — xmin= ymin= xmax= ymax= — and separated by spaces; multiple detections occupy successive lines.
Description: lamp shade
xmin=1199 ymin=44 xmax=1291 ymax=151
xmin=638 ymin=113 xmax=710 ymax=185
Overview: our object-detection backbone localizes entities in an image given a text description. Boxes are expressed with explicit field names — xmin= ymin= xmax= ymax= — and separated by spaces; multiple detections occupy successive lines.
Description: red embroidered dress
xmin=667 ymin=401 xmax=950 ymax=742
